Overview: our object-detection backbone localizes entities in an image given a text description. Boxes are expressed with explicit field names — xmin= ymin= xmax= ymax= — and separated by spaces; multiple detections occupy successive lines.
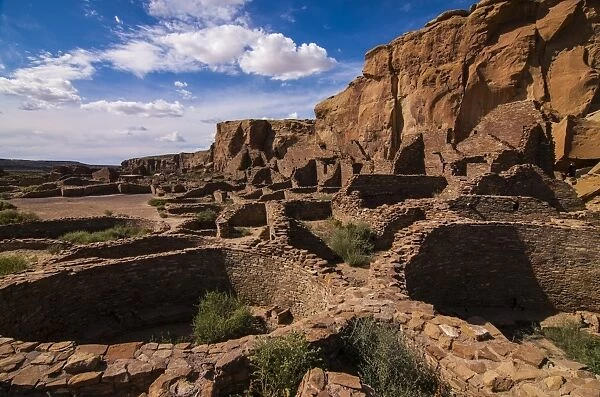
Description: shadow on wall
xmin=405 ymin=224 xmax=556 ymax=315
xmin=0 ymin=249 xmax=235 ymax=343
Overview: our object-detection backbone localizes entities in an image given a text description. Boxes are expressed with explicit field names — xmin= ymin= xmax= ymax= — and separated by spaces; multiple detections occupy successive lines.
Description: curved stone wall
xmin=0 ymin=246 xmax=332 ymax=343
xmin=0 ymin=216 xmax=167 ymax=240
xmin=404 ymin=222 xmax=600 ymax=312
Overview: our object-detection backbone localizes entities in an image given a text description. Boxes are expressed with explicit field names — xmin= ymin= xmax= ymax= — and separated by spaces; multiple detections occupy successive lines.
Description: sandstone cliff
xmin=314 ymin=0 xmax=600 ymax=174
xmin=121 ymin=151 xmax=211 ymax=175
xmin=121 ymin=0 xmax=600 ymax=188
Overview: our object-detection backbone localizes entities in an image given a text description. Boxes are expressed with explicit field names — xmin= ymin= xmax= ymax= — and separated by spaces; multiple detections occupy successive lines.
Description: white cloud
xmin=101 ymin=25 xmax=335 ymax=80
xmin=81 ymin=99 xmax=185 ymax=117
xmin=102 ymin=40 xmax=165 ymax=77
xmin=115 ymin=15 xmax=123 ymax=24
xmin=177 ymin=89 xmax=193 ymax=99
xmin=0 ymin=50 xmax=96 ymax=109
xmin=239 ymin=33 xmax=336 ymax=80
xmin=159 ymin=131 xmax=186 ymax=142
xmin=174 ymin=81 xmax=187 ymax=88
xmin=287 ymin=112 xmax=298 ymax=119
xmin=146 ymin=0 xmax=249 ymax=24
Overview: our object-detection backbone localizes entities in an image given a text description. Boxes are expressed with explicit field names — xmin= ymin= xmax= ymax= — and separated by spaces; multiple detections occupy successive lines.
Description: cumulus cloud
xmin=159 ymin=131 xmax=186 ymax=142
xmin=81 ymin=99 xmax=185 ymax=117
xmin=174 ymin=81 xmax=187 ymax=88
xmin=287 ymin=112 xmax=298 ymax=119
xmin=146 ymin=0 xmax=249 ymax=24
xmin=0 ymin=50 xmax=96 ymax=109
xmin=239 ymin=34 xmax=336 ymax=80
xmin=101 ymin=25 xmax=335 ymax=80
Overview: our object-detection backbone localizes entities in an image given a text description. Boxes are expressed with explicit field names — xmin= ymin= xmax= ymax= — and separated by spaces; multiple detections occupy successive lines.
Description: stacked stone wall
xmin=404 ymin=222 xmax=600 ymax=312
xmin=0 ymin=217 xmax=167 ymax=240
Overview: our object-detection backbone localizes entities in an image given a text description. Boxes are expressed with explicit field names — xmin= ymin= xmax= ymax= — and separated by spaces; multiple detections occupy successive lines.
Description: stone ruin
xmin=2 ymin=0 xmax=600 ymax=396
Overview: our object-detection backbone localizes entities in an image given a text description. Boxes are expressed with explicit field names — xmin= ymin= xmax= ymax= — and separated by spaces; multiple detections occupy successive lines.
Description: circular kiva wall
xmin=0 ymin=216 xmax=166 ymax=240
xmin=0 ymin=247 xmax=330 ymax=342
xmin=404 ymin=222 xmax=600 ymax=313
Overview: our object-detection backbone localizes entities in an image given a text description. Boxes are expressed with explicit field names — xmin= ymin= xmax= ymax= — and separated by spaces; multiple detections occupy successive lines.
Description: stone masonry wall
xmin=0 ymin=246 xmax=332 ymax=343
xmin=404 ymin=222 xmax=600 ymax=312
xmin=0 ymin=217 xmax=166 ymax=240
xmin=340 ymin=174 xmax=448 ymax=208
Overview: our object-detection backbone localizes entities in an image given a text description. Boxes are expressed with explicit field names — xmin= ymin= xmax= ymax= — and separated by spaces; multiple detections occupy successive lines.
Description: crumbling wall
xmin=405 ymin=222 xmax=600 ymax=312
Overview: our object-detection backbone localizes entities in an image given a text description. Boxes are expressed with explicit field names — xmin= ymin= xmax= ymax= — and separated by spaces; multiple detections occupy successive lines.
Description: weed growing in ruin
xmin=148 ymin=198 xmax=167 ymax=208
xmin=249 ymin=332 xmax=321 ymax=397
xmin=341 ymin=317 xmax=450 ymax=397
xmin=47 ymin=244 xmax=64 ymax=255
xmin=193 ymin=291 xmax=254 ymax=344
xmin=234 ymin=227 xmax=252 ymax=237
xmin=0 ymin=201 xmax=16 ymax=211
xmin=195 ymin=208 xmax=218 ymax=223
xmin=158 ymin=210 xmax=168 ymax=218
xmin=103 ymin=209 xmax=114 ymax=216
xmin=0 ymin=255 xmax=31 ymax=276
xmin=0 ymin=209 xmax=40 ymax=225
xmin=328 ymin=220 xmax=374 ymax=267
xmin=544 ymin=322 xmax=600 ymax=374
xmin=59 ymin=225 xmax=150 ymax=244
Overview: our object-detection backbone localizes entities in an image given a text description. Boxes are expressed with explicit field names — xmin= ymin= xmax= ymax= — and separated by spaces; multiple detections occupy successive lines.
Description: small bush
xmin=20 ymin=185 xmax=44 ymax=193
xmin=193 ymin=291 xmax=254 ymax=344
xmin=103 ymin=209 xmax=114 ymax=216
xmin=47 ymin=244 xmax=64 ymax=255
xmin=0 ymin=201 xmax=16 ymax=211
xmin=158 ymin=210 xmax=168 ymax=218
xmin=544 ymin=322 xmax=600 ymax=374
xmin=234 ymin=227 xmax=252 ymax=237
xmin=59 ymin=225 xmax=149 ymax=244
xmin=342 ymin=317 xmax=449 ymax=397
xmin=148 ymin=198 xmax=167 ymax=207
xmin=249 ymin=332 xmax=321 ymax=397
xmin=328 ymin=221 xmax=374 ymax=267
xmin=0 ymin=255 xmax=31 ymax=276
xmin=0 ymin=209 xmax=40 ymax=225
xmin=196 ymin=209 xmax=218 ymax=223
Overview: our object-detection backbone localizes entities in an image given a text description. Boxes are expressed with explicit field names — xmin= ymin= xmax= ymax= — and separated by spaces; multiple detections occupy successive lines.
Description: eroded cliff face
xmin=314 ymin=0 xmax=600 ymax=173
xmin=121 ymin=151 xmax=211 ymax=175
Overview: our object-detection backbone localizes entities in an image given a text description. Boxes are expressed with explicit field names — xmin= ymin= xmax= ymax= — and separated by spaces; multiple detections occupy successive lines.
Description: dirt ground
xmin=9 ymin=194 xmax=183 ymax=228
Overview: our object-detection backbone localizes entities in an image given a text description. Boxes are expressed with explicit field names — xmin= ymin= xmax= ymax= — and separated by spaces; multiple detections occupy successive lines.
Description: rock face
xmin=121 ymin=151 xmax=211 ymax=175
xmin=314 ymin=0 xmax=600 ymax=173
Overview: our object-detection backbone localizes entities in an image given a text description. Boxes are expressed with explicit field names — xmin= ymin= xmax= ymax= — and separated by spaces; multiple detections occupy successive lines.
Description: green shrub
xmin=544 ymin=322 xmax=600 ymax=374
xmin=342 ymin=317 xmax=449 ymax=397
xmin=103 ymin=209 xmax=114 ymax=216
xmin=0 ymin=209 xmax=40 ymax=225
xmin=0 ymin=201 xmax=16 ymax=211
xmin=59 ymin=225 xmax=149 ymax=244
xmin=234 ymin=227 xmax=252 ymax=237
xmin=158 ymin=210 xmax=168 ymax=218
xmin=0 ymin=255 xmax=31 ymax=276
xmin=249 ymin=332 xmax=321 ymax=397
xmin=327 ymin=221 xmax=374 ymax=267
xmin=196 ymin=209 xmax=218 ymax=223
xmin=20 ymin=185 xmax=44 ymax=193
xmin=148 ymin=198 xmax=167 ymax=207
xmin=193 ymin=291 xmax=254 ymax=344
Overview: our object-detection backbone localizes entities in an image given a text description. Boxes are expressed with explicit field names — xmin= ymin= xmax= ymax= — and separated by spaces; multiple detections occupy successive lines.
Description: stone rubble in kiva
xmin=1 ymin=0 xmax=600 ymax=396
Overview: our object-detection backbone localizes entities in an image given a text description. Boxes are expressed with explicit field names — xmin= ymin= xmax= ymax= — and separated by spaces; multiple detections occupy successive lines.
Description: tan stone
xmin=483 ymin=370 xmax=514 ymax=392
xmin=327 ymin=372 xmax=362 ymax=390
xmin=68 ymin=371 xmax=103 ymax=387
xmin=11 ymin=365 xmax=45 ymax=388
xmin=519 ymin=383 xmax=550 ymax=397
xmin=102 ymin=360 xmax=129 ymax=384
xmin=451 ymin=342 xmax=477 ymax=360
xmin=76 ymin=344 xmax=108 ymax=356
xmin=0 ymin=353 xmax=25 ymax=372
xmin=105 ymin=342 xmax=142 ymax=361
xmin=513 ymin=344 xmax=547 ymax=368
xmin=544 ymin=375 xmax=565 ymax=391
xmin=439 ymin=324 xmax=460 ymax=339
xmin=64 ymin=351 xmax=101 ymax=374
xmin=423 ymin=323 xmax=442 ymax=340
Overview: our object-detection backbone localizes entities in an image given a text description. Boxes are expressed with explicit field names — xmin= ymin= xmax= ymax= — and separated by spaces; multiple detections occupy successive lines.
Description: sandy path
xmin=9 ymin=194 xmax=185 ymax=229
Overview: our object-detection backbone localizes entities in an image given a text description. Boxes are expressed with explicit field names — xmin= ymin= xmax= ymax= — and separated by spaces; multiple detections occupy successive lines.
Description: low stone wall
xmin=0 ymin=239 xmax=71 ymax=252
xmin=53 ymin=235 xmax=202 ymax=263
xmin=283 ymin=200 xmax=332 ymax=221
xmin=21 ymin=188 xmax=62 ymax=198
xmin=447 ymin=195 xmax=558 ymax=222
xmin=217 ymin=203 xmax=267 ymax=237
xmin=338 ymin=174 xmax=448 ymax=208
xmin=0 ymin=217 xmax=167 ymax=240
xmin=0 ymin=244 xmax=335 ymax=342
xmin=404 ymin=221 xmax=600 ymax=312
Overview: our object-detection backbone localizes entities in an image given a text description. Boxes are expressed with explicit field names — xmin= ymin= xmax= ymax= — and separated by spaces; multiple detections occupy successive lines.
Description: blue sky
xmin=0 ymin=0 xmax=473 ymax=164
